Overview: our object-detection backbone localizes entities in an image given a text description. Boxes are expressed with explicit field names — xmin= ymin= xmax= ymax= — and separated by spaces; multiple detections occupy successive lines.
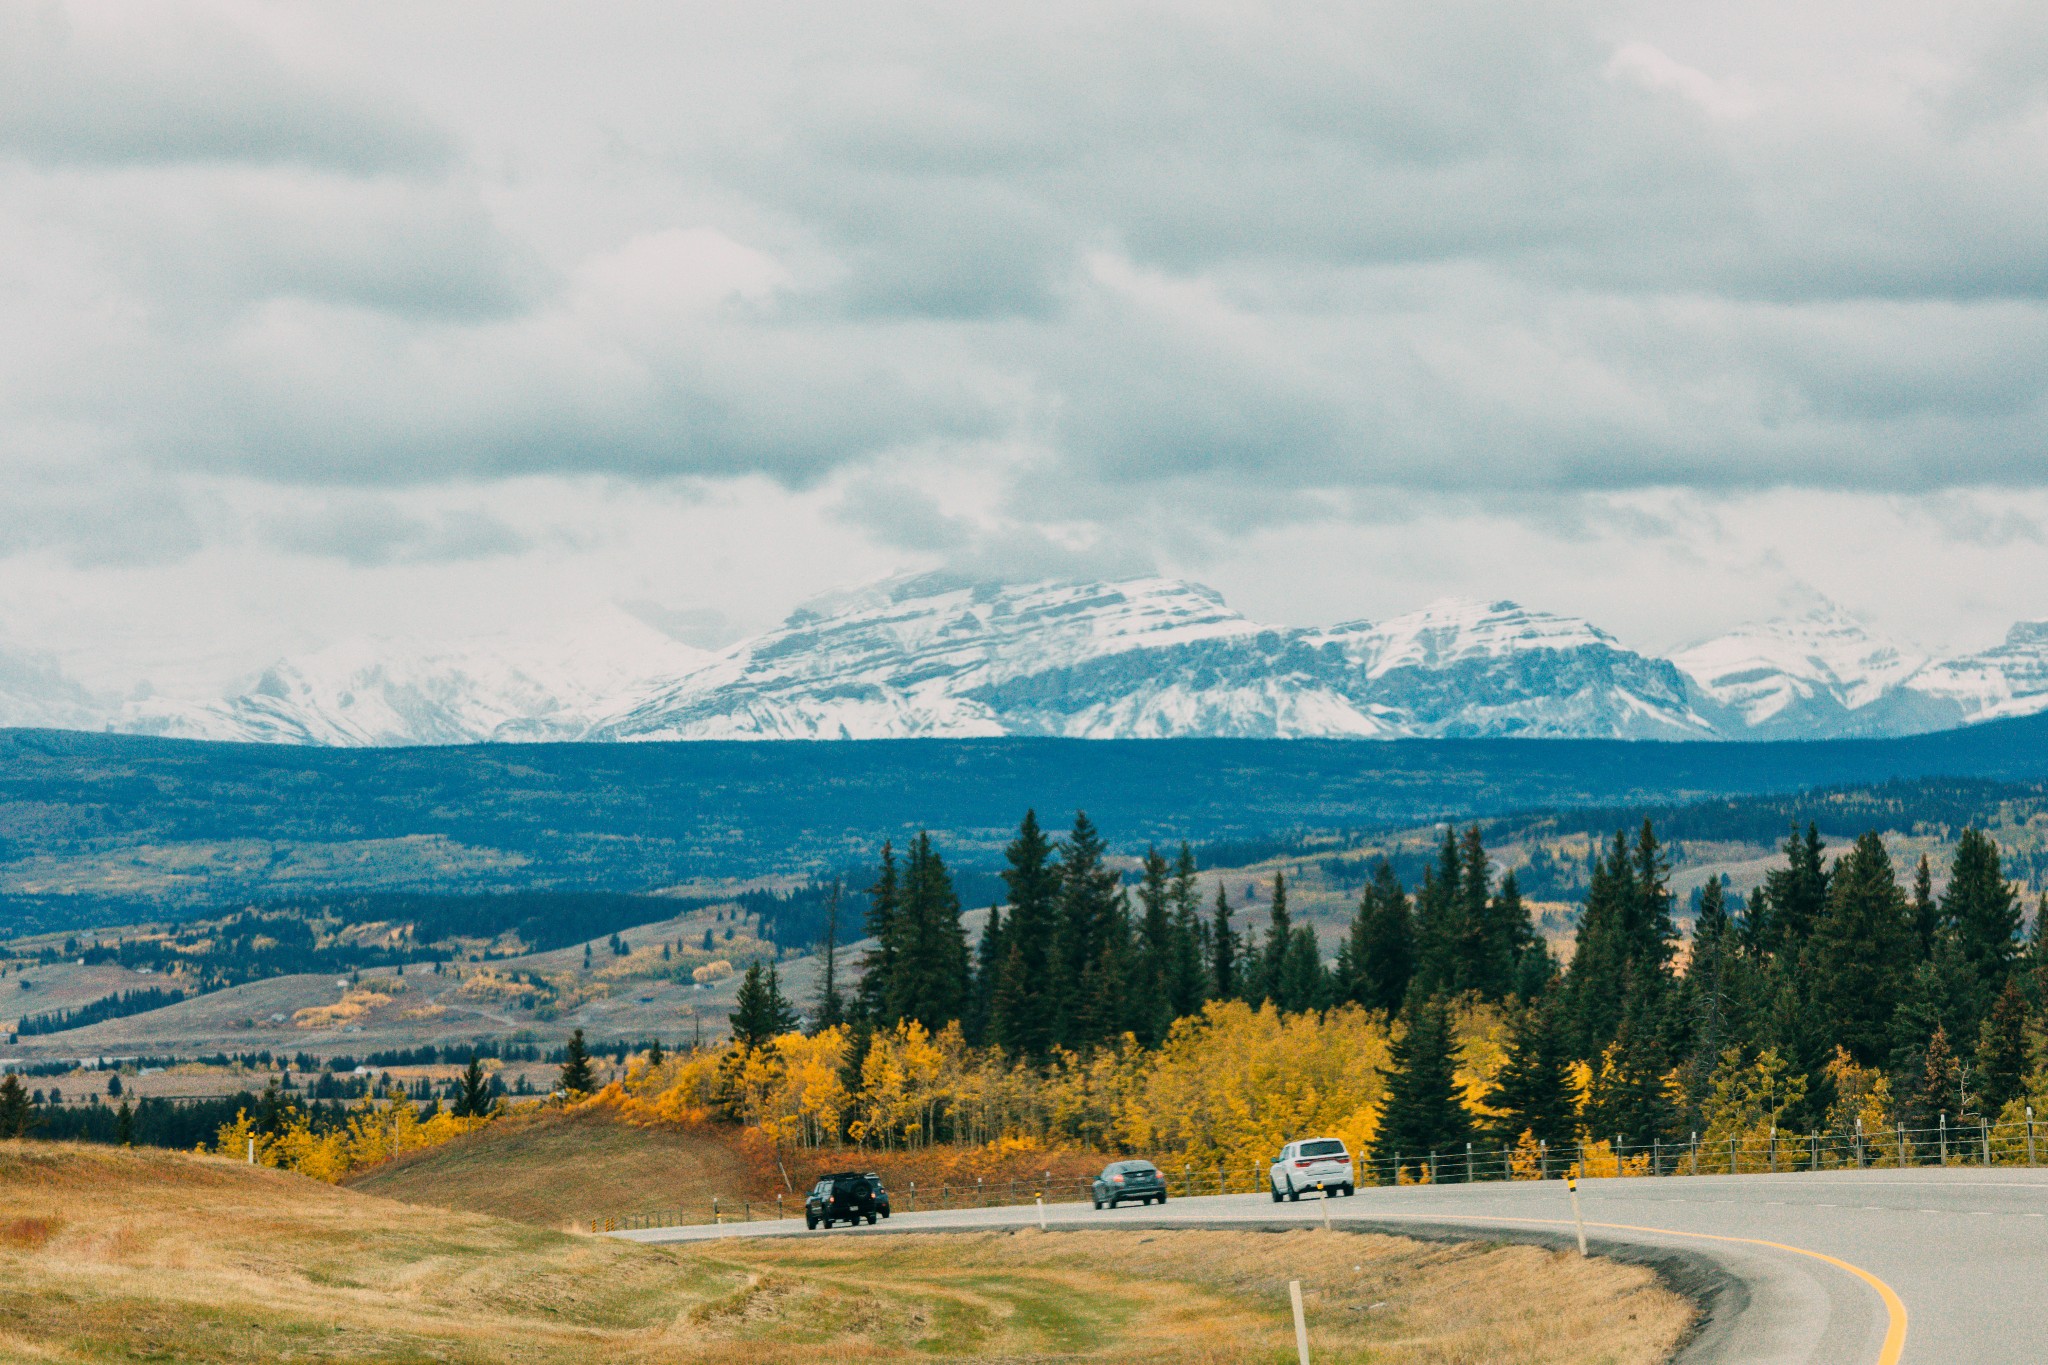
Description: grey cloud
xmin=261 ymin=498 xmax=529 ymax=565
xmin=0 ymin=4 xmax=452 ymax=174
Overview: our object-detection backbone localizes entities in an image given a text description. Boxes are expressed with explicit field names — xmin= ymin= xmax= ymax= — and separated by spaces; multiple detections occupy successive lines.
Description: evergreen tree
xmin=1076 ymin=935 xmax=1133 ymax=1045
xmin=1166 ymin=843 xmax=1210 ymax=1020
xmin=646 ymin=1039 xmax=665 ymax=1068
xmin=1757 ymin=823 xmax=1828 ymax=957
xmin=456 ymin=1057 xmax=492 ymax=1117
xmin=0 ymin=1074 xmax=27 ymax=1138
xmin=1338 ymin=859 xmax=1414 ymax=1013
xmin=1051 ymin=813 xmax=1121 ymax=1047
xmin=1910 ymin=855 xmax=1939 ymax=959
xmin=115 ymin=1099 xmax=133 ymax=1146
xmin=1453 ymin=825 xmax=1494 ymax=994
xmin=1680 ymin=876 xmax=1745 ymax=1113
xmin=1132 ymin=846 xmax=1175 ymax=1044
xmin=1907 ymin=1024 xmax=1960 ymax=1131
xmin=1256 ymin=872 xmax=1293 ymax=1007
xmin=1494 ymin=869 xmax=1553 ymax=1000
xmin=1372 ymin=993 xmax=1471 ymax=1179
xmin=1209 ymin=884 xmax=1241 ymax=1002
xmin=968 ymin=902 xmax=1005 ymax=1046
xmin=730 ymin=962 xmax=797 ymax=1046
xmin=1410 ymin=831 xmax=1462 ymax=996
xmin=987 ymin=939 xmax=1032 ymax=1054
xmin=1943 ymin=827 xmax=2021 ymax=1026
xmin=1485 ymin=996 xmax=1578 ymax=1152
xmin=1975 ymin=976 xmax=2030 ymax=1116
xmin=1278 ymin=923 xmax=1327 ymax=1015
xmin=557 ymin=1029 xmax=595 ymax=1096
xmin=998 ymin=810 xmax=1060 ymax=1055
xmin=814 ymin=878 xmax=846 ymax=1033
xmin=856 ymin=843 xmax=901 ymax=1022
xmin=889 ymin=833 xmax=971 ymax=1030
xmin=1585 ymin=970 xmax=1677 ymax=1149
xmin=1805 ymin=832 xmax=1914 ymax=1067
xmin=1564 ymin=831 xmax=1638 ymax=1058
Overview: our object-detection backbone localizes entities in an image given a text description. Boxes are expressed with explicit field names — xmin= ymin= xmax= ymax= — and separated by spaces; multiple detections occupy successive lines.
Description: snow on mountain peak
xmin=11 ymin=574 xmax=2048 ymax=747
xmin=1672 ymin=601 xmax=1928 ymax=729
xmin=1355 ymin=597 xmax=1618 ymax=678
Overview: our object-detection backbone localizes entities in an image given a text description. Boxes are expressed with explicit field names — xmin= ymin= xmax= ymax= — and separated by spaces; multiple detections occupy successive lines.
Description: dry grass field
xmin=346 ymin=1107 xmax=770 ymax=1227
xmin=0 ymin=1138 xmax=1692 ymax=1364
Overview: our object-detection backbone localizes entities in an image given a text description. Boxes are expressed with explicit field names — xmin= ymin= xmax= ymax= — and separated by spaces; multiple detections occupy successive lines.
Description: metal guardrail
xmin=588 ymin=1110 xmax=2045 ymax=1234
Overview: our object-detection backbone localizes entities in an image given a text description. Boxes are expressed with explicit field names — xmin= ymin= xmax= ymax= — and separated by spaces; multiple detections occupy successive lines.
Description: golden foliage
xmin=209 ymin=1095 xmax=491 ymax=1182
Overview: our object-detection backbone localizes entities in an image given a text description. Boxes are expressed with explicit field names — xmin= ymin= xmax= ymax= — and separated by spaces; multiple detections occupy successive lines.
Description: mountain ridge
xmin=4 ymin=574 xmax=2043 ymax=747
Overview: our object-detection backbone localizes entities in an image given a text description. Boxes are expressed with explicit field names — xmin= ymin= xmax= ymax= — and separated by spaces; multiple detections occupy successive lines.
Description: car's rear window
xmin=1126 ymin=1163 xmax=1157 ymax=1174
xmin=1300 ymin=1140 xmax=1346 ymax=1157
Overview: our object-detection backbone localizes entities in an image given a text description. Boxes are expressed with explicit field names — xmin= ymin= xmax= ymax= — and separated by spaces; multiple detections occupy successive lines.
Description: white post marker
xmin=1289 ymin=1279 xmax=1312 ymax=1365
xmin=1567 ymin=1175 xmax=1587 ymax=1257
xmin=1036 ymin=1193 xmax=1046 ymax=1231
xmin=1321 ymin=1185 xmax=1331 ymax=1232
xmin=246 ymin=1136 xmax=255 ymax=1165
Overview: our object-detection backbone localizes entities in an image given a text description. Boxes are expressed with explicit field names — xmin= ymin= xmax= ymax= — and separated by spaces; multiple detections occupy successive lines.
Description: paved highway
xmin=617 ymin=1168 xmax=2048 ymax=1362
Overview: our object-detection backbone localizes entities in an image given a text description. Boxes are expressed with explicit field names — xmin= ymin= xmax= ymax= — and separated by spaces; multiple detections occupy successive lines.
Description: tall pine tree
xmin=1337 ymin=859 xmax=1414 ymax=1013
xmin=1372 ymin=992 xmax=1471 ymax=1180
xmin=1210 ymin=884 xmax=1241 ymax=1002
xmin=1805 ymin=831 xmax=1914 ymax=1068
xmin=1485 ymin=996 xmax=1578 ymax=1152
xmin=998 ymin=810 xmax=1059 ymax=1055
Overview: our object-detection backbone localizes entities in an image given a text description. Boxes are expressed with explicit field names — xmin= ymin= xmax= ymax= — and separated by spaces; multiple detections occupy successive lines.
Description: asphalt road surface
xmin=617 ymin=1168 xmax=2048 ymax=1363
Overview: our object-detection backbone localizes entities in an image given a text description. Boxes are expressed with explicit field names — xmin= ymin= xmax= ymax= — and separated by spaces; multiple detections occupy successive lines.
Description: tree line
xmin=725 ymin=809 xmax=2047 ymax=1178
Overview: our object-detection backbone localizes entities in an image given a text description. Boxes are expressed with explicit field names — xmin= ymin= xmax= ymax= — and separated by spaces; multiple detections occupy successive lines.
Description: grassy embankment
xmin=348 ymin=1107 xmax=1120 ymax=1228
xmin=2 ymin=1138 xmax=1692 ymax=1364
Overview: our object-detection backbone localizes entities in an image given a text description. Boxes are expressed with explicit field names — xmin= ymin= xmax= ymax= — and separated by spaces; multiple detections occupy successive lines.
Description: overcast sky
xmin=5 ymin=0 xmax=2048 ymax=693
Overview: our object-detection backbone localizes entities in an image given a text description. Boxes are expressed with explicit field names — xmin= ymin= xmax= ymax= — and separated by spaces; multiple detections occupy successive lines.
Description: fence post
xmin=1809 ymin=1134 xmax=1818 ymax=1171
xmin=1218 ymin=1166 xmax=1225 ymax=1195
xmin=1289 ymin=1279 xmax=1312 ymax=1365
xmin=1689 ymin=1132 xmax=1698 ymax=1177
xmin=1614 ymin=1135 xmax=1622 ymax=1176
xmin=2029 ymin=1106 xmax=2038 ymax=1168
xmin=1499 ymin=1146 xmax=1508 ymax=1182
xmin=1897 ymin=1123 xmax=1907 ymax=1168
xmin=1465 ymin=1143 xmax=1473 ymax=1183
xmin=1653 ymin=1137 xmax=1661 ymax=1177
xmin=909 ymin=1181 xmax=916 ymax=1212
xmin=1855 ymin=1118 xmax=1864 ymax=1169
xmin=1940 ymin=1112 xmax=1948 ymax=1165
xmin=1429 ymin=1151 xmax=1438 ymax=1185
xmin=713 ymin=1197 xmax=721 ymax=1226
xmin=1730 ymin=1134 xmax=1737 ymax=1175
xmin=1982 ymin=1121 xmax=1992 ymax=1167
xmin=1768 ymin=1127 xmax=1777 ymax=1174
xmin=1539 ymin=1139 xmax=1548 ymax=1180
xmin=977 ymin=1176 xmax=984 ymax=1207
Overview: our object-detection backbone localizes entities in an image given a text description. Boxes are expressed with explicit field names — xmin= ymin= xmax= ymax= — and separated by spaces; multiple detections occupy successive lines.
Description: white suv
xmin=1270 ymin=1137 xmax=1355 ymax=1201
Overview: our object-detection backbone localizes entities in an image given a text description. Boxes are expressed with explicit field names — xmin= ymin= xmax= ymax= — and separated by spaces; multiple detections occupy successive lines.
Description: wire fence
xmin=587 ymin=1110 xmax=2048 ymax=1234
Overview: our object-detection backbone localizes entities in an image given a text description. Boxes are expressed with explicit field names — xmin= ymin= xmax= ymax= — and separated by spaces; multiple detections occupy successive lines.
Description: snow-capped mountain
xmin=1902 ymin=620 xmax=2048 ymax=727
xmin=1675 ymin=604 xmax=2048 ymax=738
xmin=1671 ymin=604 xmax=1930 ymax=738
xmin=118 ymin=609 xmax=711 ymax=746
xmin=8 ymin=576 xmax=2047 ymax=746
xmin=0 ymin=641 xmax=111 ymax=732
xmin=589 ymin=575 xmax=1712 ymax=741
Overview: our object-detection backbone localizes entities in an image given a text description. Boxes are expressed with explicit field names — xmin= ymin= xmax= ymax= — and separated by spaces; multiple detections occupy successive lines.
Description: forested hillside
xmin=7 ymin=718 xmax=2048 ymax=931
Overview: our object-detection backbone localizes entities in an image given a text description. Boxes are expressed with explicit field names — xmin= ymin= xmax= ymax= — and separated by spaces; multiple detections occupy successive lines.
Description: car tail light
xmin=1336 ymin=1155 xmax=1351 ymax=1163
xmin=1294 ymin=1159 xmax=1315 ymax=1167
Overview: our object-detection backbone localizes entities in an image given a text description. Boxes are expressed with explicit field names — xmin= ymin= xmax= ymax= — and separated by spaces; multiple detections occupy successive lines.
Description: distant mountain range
xmin=6 ymin=574 xmax=2046 ymax=746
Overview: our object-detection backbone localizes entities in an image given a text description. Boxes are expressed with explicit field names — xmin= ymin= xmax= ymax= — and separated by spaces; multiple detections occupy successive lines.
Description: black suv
xmin=862 ymin=1172 xmax=891 ymax=1219
xmin=1092 ymin=1160 xmax=1168 ymax=1209
xmin=806 ymin=1171 xmax=880 ymax=1229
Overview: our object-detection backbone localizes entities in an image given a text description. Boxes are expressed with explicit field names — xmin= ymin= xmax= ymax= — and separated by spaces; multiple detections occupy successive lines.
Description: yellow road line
xmin=1327 ymin=1210 xmax=1909 ymax=1365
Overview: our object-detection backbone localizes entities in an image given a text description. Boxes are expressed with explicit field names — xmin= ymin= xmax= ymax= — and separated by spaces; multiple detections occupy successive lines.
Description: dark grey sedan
xmin=1092 ymin=1159 xmax=1168 ymax=1209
